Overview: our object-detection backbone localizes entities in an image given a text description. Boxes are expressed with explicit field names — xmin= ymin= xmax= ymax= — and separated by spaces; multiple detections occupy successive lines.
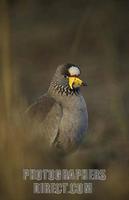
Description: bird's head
xmin=50 ymin=63 xmax=88 ymax=95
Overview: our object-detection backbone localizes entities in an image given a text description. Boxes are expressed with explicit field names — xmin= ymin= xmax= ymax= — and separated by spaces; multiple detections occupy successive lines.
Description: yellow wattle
xmin=68 ymin=77 xmax=83 ymax=89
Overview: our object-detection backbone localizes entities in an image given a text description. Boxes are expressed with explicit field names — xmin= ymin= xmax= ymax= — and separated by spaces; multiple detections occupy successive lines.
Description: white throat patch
xmin=68 ymin=66 xmax=80 ymax=76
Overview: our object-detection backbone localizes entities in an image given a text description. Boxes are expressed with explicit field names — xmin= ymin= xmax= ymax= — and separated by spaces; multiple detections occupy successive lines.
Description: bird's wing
xmin=25 ymin=93 xmax=62 ymax=145
xmin=26 ymin=94 xmax=55 ymax=120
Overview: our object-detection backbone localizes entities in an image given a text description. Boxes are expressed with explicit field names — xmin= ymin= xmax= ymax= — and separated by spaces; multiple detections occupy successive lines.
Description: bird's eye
xmin=64 ymin=75 xmax=68 ymax=78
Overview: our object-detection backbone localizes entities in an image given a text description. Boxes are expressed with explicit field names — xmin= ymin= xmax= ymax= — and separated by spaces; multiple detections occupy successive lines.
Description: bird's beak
xmin=68 ymin=77 xmax=88 ymax=89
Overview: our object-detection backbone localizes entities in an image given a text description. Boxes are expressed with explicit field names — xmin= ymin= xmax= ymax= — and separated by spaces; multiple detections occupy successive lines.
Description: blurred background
xmin=0 ymin=0 xmax=129 ymax=200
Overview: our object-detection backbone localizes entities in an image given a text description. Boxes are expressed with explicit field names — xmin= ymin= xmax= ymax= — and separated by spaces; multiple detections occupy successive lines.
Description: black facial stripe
xmin=68 ymin=74 xmax=80 ymax=77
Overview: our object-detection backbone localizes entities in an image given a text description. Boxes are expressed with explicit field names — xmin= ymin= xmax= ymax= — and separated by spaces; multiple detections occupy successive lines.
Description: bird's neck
xmin=48 ymin=81 xmax=80 ymax=98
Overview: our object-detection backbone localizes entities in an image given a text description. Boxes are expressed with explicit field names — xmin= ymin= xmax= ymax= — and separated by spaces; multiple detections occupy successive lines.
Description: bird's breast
xmin=57 ymin=95 xmax=88 ymax=152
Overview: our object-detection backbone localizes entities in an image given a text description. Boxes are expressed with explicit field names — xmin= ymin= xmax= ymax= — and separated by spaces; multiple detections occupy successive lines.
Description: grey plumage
xmin=26 ymin=64 xmax=88 ymax=155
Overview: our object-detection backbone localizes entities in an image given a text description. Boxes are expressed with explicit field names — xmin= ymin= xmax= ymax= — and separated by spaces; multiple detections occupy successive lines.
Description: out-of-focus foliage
xmin=0 ymin=0 xmax=129 ymax=200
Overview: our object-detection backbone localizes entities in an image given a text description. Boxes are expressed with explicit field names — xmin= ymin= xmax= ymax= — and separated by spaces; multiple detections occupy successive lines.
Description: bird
xmin=26 ymin=63 xmax=88 ymax=156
